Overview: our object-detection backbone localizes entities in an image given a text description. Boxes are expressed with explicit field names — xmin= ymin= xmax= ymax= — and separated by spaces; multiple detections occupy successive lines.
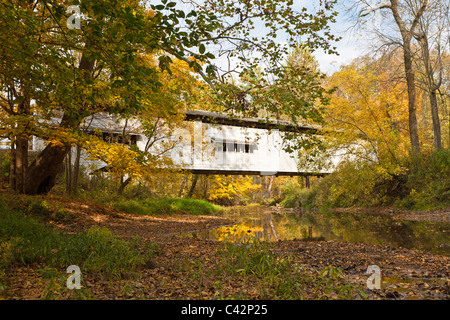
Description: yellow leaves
xmin=145 ymin=9 xmax=157 ymax=18
xmin=140 ymin=53 xmax=211 ymax=118
xmin=324 ymin=58 xmax=411 ymax=174
xmin=216 ymin=224 xmax=257 ymax=242
xmin=84 ymin=135 xmax=143 ymax=181
xmin=208 ymin=176 xmax=261 ymax=203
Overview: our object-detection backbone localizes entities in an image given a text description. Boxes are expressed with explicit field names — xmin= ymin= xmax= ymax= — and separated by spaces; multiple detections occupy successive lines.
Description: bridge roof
xmin=184 ymin=110 xmax=319 ymax=134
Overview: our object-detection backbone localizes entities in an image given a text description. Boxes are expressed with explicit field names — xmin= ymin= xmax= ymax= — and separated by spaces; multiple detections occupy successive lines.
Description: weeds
xmin=37 ymin=267 xmax=94 ymax=300
xmin=214 ymin=239 xmax=366 ymax=300
xmin=314 ymin=266 xmax=367 ymax=300
xmin=215 ymin=239 xmax=306 ymax=299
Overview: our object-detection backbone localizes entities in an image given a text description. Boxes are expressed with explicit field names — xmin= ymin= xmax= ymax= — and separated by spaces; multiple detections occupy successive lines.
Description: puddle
xmin=178 ymin=207 xmax=450 ymax=256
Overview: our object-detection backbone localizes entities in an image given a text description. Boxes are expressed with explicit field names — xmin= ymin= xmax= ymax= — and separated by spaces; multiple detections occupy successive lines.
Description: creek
xmin=177 ymin=206 xmax=449 ymax=299
xmin=182 ymin=206 xmax=450 ymax=256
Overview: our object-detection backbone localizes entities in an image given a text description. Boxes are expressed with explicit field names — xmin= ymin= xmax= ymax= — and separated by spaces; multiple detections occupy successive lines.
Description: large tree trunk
xmin=24 ymin=142 xmax=70 ymax=195
xmin=23 ymin=43 xmax=94 ymax=195
xmin=403 ymin=45 xmax=422 ymax=156
xmin=24 ymin=111 xmax=83 ymax=195
xmin=389 ymin=0 xmax=428 ymax=157
xmin=417 ymin=31 xmax=442 ymax=151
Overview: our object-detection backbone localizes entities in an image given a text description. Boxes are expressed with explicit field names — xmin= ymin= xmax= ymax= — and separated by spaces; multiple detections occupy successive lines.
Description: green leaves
xmin=0 ymin=0 xmax=341 ymax=196
xmin=199 ymin=43 xmax=206 ymax=54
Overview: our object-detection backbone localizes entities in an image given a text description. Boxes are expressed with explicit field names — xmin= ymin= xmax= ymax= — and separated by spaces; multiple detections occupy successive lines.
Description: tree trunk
xmin=429 ymin=89 xmax=442 ymax=150
xmin=417 ymin=31 xmax=442 ymax=151
xmin=118 ymin=176 xmax=132 ymax=195
xmin=305 ymin=175 xmax=311 ymax=189
xmin=71 ymin=144 xmax=82 ymax=195
xmin=65 ymin=148 xmax=72 ymax=195
xmin=9 ymin=139 xmax=16 ymax=191
xmin=187 ymin=174 xmax=199 ymax=198
xmin=24 ymin=142 xmax=70 ymax=195
xmin=23 ymin=42 xmax=94 ymax=195
xmin=403 ymin=42 xmax=422 ymax=156
xmin=264 ymin=176 xmax=274 ymax=198
xmin=8 ymin=77 xmax=31 ymax=193
xmin=389 ymin=0 xmax=427 ymax=157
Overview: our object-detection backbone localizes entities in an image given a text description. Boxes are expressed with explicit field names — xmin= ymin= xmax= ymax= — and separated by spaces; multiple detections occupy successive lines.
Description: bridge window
xmin=227 ymin=142 xmax=234 ymax=153
xmin=100 ymin=132 xmax=138 ymax=145
xmin=214 ymin=139 xmax=256 ymax=154
xmin=214 ymin=140 xmax=222 ymax=153
xmin=236 ymin=143 xmax=245 ymax=153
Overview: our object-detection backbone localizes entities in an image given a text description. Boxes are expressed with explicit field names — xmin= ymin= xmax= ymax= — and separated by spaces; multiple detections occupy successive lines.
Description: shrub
xmin=279 ymin=182 xmax=313 ymax=209
xmin=397 ymin=149 xmax=450 ymax=209
xmin=304 ymin=150 xmax=450 ymax=210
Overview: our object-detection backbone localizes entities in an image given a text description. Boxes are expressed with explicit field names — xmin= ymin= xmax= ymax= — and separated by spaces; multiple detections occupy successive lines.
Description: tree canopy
xmin=0 ymin=0 xmax=340 ymax=194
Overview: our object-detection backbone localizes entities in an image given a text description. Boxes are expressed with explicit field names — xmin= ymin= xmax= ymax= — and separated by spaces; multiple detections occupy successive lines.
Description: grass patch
xmin=213 ymin=239 xmax=307 ymax=299
xmin=10 ymin=196 xmax=75 ymax=223
xmin=113 ymin=197 xmax=223 ymax=216
xmin=0 ymin=197 xmax=154 ymax=279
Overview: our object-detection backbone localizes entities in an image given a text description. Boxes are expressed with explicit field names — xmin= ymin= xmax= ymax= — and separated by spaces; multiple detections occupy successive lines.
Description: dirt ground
xmin=3 ymin=196 xmax=449 ymax=300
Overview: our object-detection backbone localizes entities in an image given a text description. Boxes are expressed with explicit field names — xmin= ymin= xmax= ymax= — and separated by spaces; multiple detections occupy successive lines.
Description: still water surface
xmin=183 ymin=207 xmax=450 ymax=256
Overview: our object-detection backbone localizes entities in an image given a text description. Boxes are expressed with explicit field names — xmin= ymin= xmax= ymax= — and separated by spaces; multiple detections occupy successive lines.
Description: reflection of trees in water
xmin=193 ymin=209 xmax=449 ymax=255
xmin=202 ymin=214 xmax=279 ymax=243
xmin=271 ymin=211 xmax=449 ymax=255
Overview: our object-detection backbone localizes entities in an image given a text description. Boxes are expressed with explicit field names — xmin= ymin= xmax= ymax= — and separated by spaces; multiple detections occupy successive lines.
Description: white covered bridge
xmin=29 ymin=110 xmax=342 ymax=177
xmin=177 ymin=110 xmax=336 ymax=177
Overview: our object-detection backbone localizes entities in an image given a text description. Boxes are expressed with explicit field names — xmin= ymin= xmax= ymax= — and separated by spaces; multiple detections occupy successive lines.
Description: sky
xmin=172 ymin=0 xmax=371 ymax=76
xmin=310 ymin=1 xmax=369 ymax=75
xmin=209 ymin=0 xmax=370 ymax=76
